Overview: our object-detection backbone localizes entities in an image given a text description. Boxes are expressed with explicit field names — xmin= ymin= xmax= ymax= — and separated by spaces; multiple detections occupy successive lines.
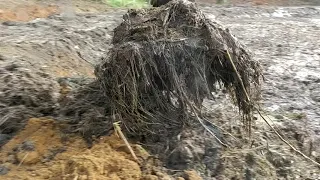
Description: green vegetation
xmin=287 ymin=112 xmax=307 ymax=120
xmin=216 ymin=0 xmax=227 ymax=4
xmin=105 ymin=0 xmax=150 ymax=8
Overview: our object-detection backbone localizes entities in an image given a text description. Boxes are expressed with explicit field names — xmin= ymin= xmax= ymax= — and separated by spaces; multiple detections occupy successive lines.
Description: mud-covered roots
xmin=95 ymin=0 xmax=262 ymax=136
xmin=59 ymin=80 xmax=113 ymax=142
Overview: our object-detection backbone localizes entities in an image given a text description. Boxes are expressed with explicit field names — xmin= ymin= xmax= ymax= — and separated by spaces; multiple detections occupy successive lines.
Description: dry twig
xmin=113 ymin=121 xmax=139 ymax=162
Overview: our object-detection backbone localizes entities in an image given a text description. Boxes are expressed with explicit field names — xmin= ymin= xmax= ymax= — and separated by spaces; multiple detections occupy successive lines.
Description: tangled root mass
xmin=95 ymin=0 xmax=262 ymax=137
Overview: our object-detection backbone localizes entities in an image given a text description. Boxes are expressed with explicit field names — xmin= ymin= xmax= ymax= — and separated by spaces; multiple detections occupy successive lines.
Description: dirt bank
xmin=0 ymin=118 xmax=203 ymax=179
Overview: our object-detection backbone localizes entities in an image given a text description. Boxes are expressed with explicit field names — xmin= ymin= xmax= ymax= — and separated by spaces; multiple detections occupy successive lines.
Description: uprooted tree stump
xmin=95 ymin=0 xmax=262 ymax=137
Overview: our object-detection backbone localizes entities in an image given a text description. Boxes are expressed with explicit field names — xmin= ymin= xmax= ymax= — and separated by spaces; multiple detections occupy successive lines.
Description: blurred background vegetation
xmin=101 ymin=0 xmax=150 ymax=8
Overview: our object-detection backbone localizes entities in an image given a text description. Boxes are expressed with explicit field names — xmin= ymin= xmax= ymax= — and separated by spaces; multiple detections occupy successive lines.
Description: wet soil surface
xmin=0 ymin=1 xmax=320 ymax=179
xmin=202 ymin=5 xmax=320 ymax=130
xmin=0 ymin=10 xmax=125 ymax=137
xmin=199 ymin=5 xmax=320 ymax=179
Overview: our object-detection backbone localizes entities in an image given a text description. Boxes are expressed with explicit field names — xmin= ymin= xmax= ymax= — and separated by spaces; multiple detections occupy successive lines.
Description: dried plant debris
xmin=95 ymin=0 xmax=262 ymax=137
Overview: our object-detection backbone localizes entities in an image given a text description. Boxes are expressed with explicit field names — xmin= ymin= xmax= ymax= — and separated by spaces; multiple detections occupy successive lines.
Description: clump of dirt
xmin=95 ymin=0 xmax=262 ymax=138
xmin=0 ymin=4 xmax=58 ymax=22
xmin=59 ymin=80 xmax=113 ymax=146
xmin=0 ymin=61 xmax=60 ymax=136
xmin=0 ymin=118 xmax=201 ymax=180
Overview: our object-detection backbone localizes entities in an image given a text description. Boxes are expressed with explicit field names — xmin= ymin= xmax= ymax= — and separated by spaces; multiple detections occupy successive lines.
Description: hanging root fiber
xmin=95 ymin=0 xmax=262 ymax=137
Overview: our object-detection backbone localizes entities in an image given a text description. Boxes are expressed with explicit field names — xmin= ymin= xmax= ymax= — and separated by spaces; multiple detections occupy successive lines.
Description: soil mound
xmin=0 ymin=118 xmax=201 ymax=179
xmin=95 ymin=0 xmax=262 ymax=137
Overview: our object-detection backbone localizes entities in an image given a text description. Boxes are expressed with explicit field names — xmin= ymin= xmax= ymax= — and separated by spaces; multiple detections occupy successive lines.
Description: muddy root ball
xmin=95 ymin=0 xmax=262 ymax=137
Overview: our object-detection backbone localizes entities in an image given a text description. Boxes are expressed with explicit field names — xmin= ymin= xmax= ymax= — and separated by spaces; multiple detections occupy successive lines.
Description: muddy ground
xmin=0 ymin=0 xmax=319 ymax=179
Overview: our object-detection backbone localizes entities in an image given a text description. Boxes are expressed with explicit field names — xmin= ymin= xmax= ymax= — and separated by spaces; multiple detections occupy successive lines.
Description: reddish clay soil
xmin=0 ymin=4 xmax=58 ymax=22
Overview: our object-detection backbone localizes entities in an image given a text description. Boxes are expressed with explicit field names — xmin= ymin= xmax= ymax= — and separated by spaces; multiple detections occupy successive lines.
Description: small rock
xmin=2 ymin=21 xmax=20 ymax=26
xmin=274 ymin=114 xmax=284 ymax=120
xmin=17 ymin=151 xmax=40 ymax=165
xmin=167 ymin=145 xmax=193 ymax=169
xmin=0 ymin=165 xmax=9 ymax=175
xmin=4 ymin=64 xmax=19 ymax=71
xmin=21 ymin=141 xmax=35 ymax=151
xmin=42 ymin=147 xmax=66 ymax=163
